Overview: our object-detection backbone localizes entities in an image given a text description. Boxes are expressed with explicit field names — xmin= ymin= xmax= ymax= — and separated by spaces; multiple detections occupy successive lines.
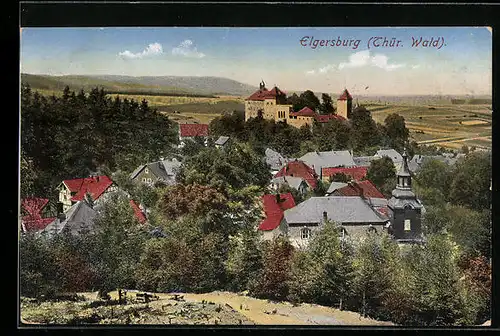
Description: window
xmin=145 ymin=168 xmax=149 ymax=174
xmin=301 ymin=228 xmax=311 ymax=239
xmin=147 ymin=178 xmax=152 ymax=184
xmin=404 ymin=219 xmax=411 ymax=231
xmin=142 ymin=178 xmax=147 ymax=183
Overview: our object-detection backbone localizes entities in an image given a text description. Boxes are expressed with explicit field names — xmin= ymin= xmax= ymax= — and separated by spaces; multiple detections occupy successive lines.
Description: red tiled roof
xmin=63 ymin=176 xmax=113 ymax=202
xmin=338 ymin=89 xmax=353 ymax=101
xmin=290 ymin=106 xmax=316 ymax=117
xmin=22 ymin=217 xmax=56 ymax=232
xmin=130 ymin=200 xmax=147 ymax=224
xmin=21 ymin=197 xmax=49 ymax=218
xmin=275 ymin=160 xmax=318 ymax=189
xmin=258 ymin=193 xmax=296 ymax=231
xmin=289 ymin=107 xmax=345 ymax=123
xmin=322 ymin=166 xmax=368 ymax=182
xmin=21 ymin=197 xmax=55 ymax=232
xmin=315 ymin=114 xmax=346 ymax=123
xmin=246 ymin=86 xmax=286 ymax=101
xmin=179 ymin=123 xmax=209 ymax=137
xmin=334 ymin=180 xmax=385 ymax=199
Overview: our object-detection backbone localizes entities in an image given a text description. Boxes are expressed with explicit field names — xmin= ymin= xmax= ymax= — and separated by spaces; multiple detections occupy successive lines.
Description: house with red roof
xmin=20 ymin=197 xmax=57 ymax=233
xmin=322 ymin=166 xmax=368 ymax=183
xmin=274 ymin=160 xmax=319 ymax=189
xmin=328 ymin=180 xmax=385 ymax=199
xmin=178 ymin=123 xmax=209 ymax=148
xmin=258 ymin=193 xmax=296 ymax=241
xmin=57 ymin=175 xmax=116 ymax=212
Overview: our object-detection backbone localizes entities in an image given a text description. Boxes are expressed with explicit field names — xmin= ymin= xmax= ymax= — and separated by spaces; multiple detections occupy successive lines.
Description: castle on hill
xmin=244 ymin=80 xmax=353 ymax=128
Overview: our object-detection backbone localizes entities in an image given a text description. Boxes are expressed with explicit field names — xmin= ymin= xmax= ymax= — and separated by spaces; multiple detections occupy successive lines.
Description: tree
xmin=351 ymin=231 xmax=401 ymax=320
xmin=414 ymin=158 xmax=452 ymax=200
xmin=250 ymin=237 xmax=295 ymax=301
xmin=306 ymin=220 xmax=354 ymax=309
xmin=91 ymin=193 xmax=149 ymax=293
xmin=366 ymin=157 xmax=397 ymax=198
xmin=422 ymin=204 xmax=491 ymax=259
xmin=349 ymin=106 xmax=381 ymax=150
xmin=319 ymin=93 xmax=335 ymax=115
xmin=225 ymin=228 xmax=264 ymax=291
xmin=157 ymin=183 xmax=229 ymax=232
xmin=299 ymin=90 xmax=321 ymax=111
xmin=448 ymin=151 xmax=491 ymax=211
xmin=384 ymin=113 xmax=410 ymax=149
xmin=389 ymin=234 xmax=465 ymax=326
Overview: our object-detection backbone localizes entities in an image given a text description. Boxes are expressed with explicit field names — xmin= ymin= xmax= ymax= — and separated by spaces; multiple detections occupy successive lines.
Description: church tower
xmin=387 ymin=148 xmax=425 ymax=244
xmin=336 ymin=88 xmax=353 ymax=119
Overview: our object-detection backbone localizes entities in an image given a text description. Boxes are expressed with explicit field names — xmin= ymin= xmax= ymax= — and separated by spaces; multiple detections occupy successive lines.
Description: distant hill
xmin=21 ymin=74 xmax=257 ymax=97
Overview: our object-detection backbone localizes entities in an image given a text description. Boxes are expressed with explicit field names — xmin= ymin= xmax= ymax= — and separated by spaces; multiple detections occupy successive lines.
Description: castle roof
xmin=338 ymin=89 xmax=353 ymax=101
xmin=246 ymin=85 xmax=286 ymax=101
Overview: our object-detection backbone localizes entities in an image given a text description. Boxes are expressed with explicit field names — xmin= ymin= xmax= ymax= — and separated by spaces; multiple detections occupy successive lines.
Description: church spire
xmin=396 ymin=147 xmax=412 ymax=190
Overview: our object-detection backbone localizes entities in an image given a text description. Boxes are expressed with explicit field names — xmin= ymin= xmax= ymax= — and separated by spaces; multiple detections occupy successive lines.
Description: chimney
xmin=276 ymin=193 xmax=281 ymax=203
xmin=58 ymin=212 xmax=66 ymax=222
xmin=96 ymin=176 xmax=100 ymax=182
xmin=323 ymin=211 xmax=328 ymax=223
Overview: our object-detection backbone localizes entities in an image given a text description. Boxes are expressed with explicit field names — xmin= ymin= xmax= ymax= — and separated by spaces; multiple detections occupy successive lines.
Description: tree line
xmin=210 ymin=106 xmax=415 ymax=159
xmin=21 ymin=85 xmax=179 ymax=199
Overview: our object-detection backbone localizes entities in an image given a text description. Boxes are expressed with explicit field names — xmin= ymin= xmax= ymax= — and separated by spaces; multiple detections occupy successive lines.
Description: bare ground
xmin=20 ymin=290 xmax=395 ymax=326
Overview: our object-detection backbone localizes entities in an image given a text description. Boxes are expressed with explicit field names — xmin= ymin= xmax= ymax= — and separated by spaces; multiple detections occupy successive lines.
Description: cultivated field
xmin=20 ymin=290 xmax=395 ymax=326
xmin=365 ymin=103 xmax=492 ymax=150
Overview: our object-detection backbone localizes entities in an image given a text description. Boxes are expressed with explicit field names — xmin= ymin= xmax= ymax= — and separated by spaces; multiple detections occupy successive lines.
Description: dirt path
xmin=162 ymin=291 xmax=394 ymax=325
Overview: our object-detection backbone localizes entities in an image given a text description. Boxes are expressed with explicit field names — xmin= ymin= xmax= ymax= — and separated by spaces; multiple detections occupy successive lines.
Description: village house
xmin=257 ymin=193 xmax=296 ymax=241
xmin=244 ymin=81 xmax=349 ymax=128
xmin=265 ymin=148 xmax=289 ymax=176
xmin=281 ymin=196 xmax=390 ymax=249
xmin=269 ymin=175 xmax=310 ymax=196
xmin=130 ymin=158 xmax=181 ymax=187
xmin=408 ymin=153 xmax=465 ymax=173
xmin=374 ymin=149 xmax=404 ymax=171
xmin=353 ymin=156 xmax=375 ymax=168
xmin=299 ymin=150 xmax=356 ymax=177
xmin=274 ymin=160 xmax=318 ymax=190
xmin=42 ymin=200 xmax=97 ymax=238
xmin=57 ymin=175 xmax=116 ymax=213
xmin=178 ymin=123 xmax=209 ymax=148
xmin=20 ymin=197 xmax=57 ymax=233
xmin=327 ymin=180 xmax=385 ymax=199
xmin=321 ymin=166 xmax=369 ymax=183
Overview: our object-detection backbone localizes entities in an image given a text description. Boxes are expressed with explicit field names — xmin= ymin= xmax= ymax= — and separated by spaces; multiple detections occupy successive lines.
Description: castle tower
xmin=387 ymin=148 xmax=425 ymax=244
xmin=336 ymin=88 xmax=353 ymax=119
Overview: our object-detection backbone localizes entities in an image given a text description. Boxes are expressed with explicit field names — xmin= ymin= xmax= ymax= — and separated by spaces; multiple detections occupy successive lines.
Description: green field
xmin=365 ymin=103 xmax=492 ymax=150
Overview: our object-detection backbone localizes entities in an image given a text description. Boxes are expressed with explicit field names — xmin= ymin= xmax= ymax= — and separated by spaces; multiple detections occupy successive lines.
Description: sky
xmin=20 ymin=27 xmax=492 ymax=96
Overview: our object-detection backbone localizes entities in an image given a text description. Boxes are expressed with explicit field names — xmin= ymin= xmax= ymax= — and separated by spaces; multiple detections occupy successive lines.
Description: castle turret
xmin=336 ymin=88 xmax=353 ymax=119
xmin=387 ymin=148 xmax=425 ymax=244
